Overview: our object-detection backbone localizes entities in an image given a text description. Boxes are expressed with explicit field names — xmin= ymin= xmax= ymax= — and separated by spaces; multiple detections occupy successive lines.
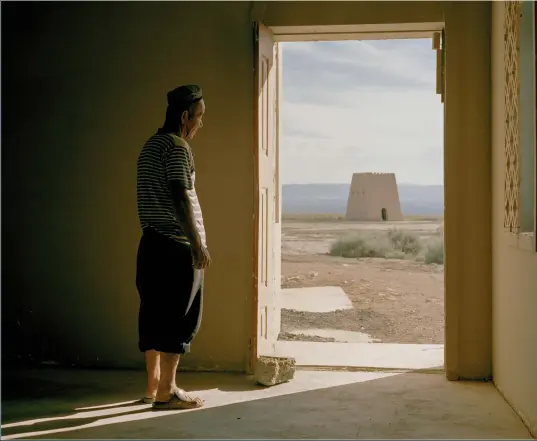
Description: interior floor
xmin=1 ymin=367 xmax=531 ymax=439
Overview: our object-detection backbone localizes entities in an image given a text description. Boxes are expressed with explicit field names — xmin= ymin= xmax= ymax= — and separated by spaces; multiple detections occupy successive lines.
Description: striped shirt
xmin=137 ymin=133 xmax=207 ymax=247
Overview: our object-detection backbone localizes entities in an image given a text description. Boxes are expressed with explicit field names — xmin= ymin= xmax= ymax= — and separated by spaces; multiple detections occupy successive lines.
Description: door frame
xmin=250 ymin=22 xmax=279 ymax=371
xmin=249 ymin=23 xmax=446 ymax=374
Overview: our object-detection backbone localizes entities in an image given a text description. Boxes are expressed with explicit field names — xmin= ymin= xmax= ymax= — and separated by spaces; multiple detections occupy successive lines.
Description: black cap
xmin=167 ymin=85 xmax=203 ymax=107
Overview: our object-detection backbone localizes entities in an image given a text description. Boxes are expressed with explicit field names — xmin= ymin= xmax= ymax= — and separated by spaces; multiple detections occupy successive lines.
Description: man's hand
xmin=192 ymin=246 xmax=211 ymax=269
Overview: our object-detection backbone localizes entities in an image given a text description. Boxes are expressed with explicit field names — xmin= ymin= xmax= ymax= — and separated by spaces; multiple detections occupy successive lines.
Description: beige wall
xmin=491 ymin=2 xmax=537 ymax=436
xmin=345 ymin=173 xmax=403 ymax=221
xmin=2 ymin=1 xmax=255 ymax=371
xmin=443 ymin=2 xmax=493 ymax=381
xmin=260 ymin=1 xmax=443 ymax=28
xmin=1 ymin=1 xmax=444 ymax=373
xmin=2 ymin=1 xmax=501 ymax=384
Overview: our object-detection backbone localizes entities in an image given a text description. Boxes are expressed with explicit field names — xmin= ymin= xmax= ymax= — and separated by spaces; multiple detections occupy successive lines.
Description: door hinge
xmin=433 ymin=31 xmax=445 ymax=102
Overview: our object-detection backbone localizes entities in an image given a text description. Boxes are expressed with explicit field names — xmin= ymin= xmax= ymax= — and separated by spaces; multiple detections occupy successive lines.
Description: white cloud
xmin=280 ymin=39 xmax=444 ymax=186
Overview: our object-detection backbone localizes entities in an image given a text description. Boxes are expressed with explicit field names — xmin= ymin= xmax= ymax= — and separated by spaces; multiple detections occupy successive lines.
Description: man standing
xmin=136 ymin=85 xmax=210 ymax=410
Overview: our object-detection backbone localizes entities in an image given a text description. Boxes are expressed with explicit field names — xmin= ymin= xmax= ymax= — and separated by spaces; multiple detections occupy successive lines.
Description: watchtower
xmin=345 ymin=172 xmax=403 ymax=221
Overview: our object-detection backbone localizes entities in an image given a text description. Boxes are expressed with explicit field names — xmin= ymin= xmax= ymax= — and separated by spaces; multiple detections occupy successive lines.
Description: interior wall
xmin=1 ymin=1 xmax=444 ymax=372
xmin=259 ymin=1 xmax=443 ymax=28
xmin=2 ymin=1 xmax=500 ymax=379
xmin=491 ymin=2 xmax=537 ymax=436
xmin=443 ymin=2 xmax=493 ymax=380
xmin=1 ymin=1 xmax=255 ymax=371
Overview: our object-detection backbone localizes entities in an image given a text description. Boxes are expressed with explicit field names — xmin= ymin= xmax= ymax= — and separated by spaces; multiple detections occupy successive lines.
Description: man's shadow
xmin=1 ymin=367 xmax=264 ymax=437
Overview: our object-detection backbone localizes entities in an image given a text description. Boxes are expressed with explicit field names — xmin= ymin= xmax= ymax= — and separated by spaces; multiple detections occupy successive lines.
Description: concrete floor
xmin=278 ymin=286 xmax=444 ymax=370
xmin=281 ymin=286 xmax=353 ymax=312
xmin=1 ymin=367 xmax=532 ymax=439
xmin=286 ymin=328 xmax=379 ymax=343
xmin=276 ymin=341 xmax=444 ymax=370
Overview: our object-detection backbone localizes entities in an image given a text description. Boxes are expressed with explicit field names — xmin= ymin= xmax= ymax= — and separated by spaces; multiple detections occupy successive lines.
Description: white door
xmin=254 ymin=22 xmax=278 ymax=358
xmin=273 ymin=42 xmax=283 ymax=342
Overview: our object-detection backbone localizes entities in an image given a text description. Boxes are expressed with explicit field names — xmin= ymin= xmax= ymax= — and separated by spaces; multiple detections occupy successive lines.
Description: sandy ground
xmin=280 ymin=220 xmax=445 ymax=344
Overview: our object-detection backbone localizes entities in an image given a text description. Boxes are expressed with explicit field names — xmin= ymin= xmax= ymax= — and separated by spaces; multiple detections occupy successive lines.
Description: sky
xmin=280 ymin=39 xmax=444 ymax=186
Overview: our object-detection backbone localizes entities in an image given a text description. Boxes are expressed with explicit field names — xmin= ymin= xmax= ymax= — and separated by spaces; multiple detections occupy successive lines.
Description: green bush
xmin=329 ymin=234 xmax=389 ymax=258
xmin=387 ymin=229 xmax=422 ymax=255
xmin=329 ymin=230 xmax=444 ymax=263
xmin=424 ymin=239 xmax=444 ymax=264
xmin=385 ymin=250 xmax=407 ymax=260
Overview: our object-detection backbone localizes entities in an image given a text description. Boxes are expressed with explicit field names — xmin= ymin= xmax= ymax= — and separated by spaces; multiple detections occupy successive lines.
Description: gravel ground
xmin=280 ymin=220 xmax=445 ymax=344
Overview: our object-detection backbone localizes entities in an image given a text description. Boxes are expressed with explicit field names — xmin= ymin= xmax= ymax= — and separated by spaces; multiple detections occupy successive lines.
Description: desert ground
xmin=279 ymin=214 xmax=445 ymax=345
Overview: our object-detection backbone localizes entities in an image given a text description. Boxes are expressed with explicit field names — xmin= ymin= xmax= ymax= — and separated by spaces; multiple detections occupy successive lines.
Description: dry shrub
xmin=424 ymin=238 xmax=444 ymax=264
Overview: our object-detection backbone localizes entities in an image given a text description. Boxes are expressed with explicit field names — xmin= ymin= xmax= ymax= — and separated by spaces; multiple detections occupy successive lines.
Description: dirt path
xmin=280 ymin=220 xmax=445 ymax=344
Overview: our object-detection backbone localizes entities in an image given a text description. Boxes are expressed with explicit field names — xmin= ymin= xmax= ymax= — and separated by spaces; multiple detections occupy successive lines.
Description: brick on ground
xmin=254 ymin=355 xmax=296 ymax=386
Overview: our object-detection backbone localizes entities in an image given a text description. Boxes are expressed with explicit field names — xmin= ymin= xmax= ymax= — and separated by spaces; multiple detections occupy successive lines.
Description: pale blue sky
xmin=280 ymin=39 xmax=444 ymax=186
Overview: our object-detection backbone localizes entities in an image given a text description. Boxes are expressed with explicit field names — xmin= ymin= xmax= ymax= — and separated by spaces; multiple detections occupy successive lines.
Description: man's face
xmin=182 ymin=99 xmax=205 ymax=140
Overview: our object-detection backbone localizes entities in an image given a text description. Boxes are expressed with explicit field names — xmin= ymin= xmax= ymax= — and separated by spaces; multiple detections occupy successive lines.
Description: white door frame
xmin=250 ymin=24 xmax=446 ymax=373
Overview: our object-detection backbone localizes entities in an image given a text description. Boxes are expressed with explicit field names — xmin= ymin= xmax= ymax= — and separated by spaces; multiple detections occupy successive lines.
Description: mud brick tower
xmin=345 ymin=172 xmax=404 ymax=221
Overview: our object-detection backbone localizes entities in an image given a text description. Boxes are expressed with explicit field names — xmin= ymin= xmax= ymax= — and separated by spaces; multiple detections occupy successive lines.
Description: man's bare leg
xmin=155 ymin=352 xmax=180 ymax=402
xmin=144 ymin=350 xmax=160 ymax=399
xmin=153 ymin=352 xmax=204 ymax=409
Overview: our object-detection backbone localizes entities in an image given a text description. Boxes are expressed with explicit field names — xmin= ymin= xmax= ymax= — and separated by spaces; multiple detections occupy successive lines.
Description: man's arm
xmin=164 ymin=143 xmax=211 ymax=268
xmin=170 ymin=182 xmax=210 ymax=269
xmin=169 ymin=181 xmax=201 ymax=250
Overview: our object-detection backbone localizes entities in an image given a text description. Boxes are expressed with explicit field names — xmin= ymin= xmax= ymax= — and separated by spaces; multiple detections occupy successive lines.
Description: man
xmin=136 ymin=85 xmax=210 ymax=410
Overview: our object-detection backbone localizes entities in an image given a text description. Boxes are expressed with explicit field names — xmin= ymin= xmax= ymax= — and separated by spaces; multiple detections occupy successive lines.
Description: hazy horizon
xmin=281 ymin=39 xmax=444 ymax=187
xmin=282 ymin=179 xmax=444 ymax=187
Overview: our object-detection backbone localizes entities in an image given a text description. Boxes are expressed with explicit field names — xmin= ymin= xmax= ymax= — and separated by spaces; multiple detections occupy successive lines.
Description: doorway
xmin=252 ymin=23 xmax=446 ymax=372
xmin=381 ymin=208 xmax=388 ymax=221
xmin=274 ymin=37 xmax=444 ymax=371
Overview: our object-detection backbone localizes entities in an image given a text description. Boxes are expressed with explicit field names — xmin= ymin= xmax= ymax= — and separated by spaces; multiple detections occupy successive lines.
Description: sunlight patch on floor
xmin=2 ymin=371 xmax=396 ymax=440
xmin=276 ymin=341 xmax=444 ymax=370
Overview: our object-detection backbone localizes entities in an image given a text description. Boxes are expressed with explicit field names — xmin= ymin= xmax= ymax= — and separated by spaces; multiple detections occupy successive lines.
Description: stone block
xmin=254 ymin=355 xmax=296 ymax=386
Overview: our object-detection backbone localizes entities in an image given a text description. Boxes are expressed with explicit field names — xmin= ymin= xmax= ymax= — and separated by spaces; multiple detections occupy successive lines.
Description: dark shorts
xmin=136 ymin=228 xmax=203 ymax=354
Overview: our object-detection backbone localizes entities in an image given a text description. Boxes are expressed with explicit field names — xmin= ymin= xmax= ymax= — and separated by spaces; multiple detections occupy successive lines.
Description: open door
xmin=252 ymin=22 xmax=278 ymax=363
xmin=272 ymin=39 xmax=283 ymax=354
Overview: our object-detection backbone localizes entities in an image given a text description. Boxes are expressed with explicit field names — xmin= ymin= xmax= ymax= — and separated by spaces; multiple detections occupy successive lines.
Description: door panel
xmin=254 ymin=22 xmax=277 ymax=358
xmin=273 ymin=42 xmax=283 ymax=342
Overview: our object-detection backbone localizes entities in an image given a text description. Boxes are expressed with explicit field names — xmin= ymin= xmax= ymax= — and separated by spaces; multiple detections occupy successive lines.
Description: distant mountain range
xmin=282 ymin=183 xmax=444 ymax=216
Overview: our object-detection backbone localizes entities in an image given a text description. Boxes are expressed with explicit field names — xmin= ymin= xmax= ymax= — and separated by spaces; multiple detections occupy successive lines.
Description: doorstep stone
xmin=255 ymin=355 xmax=296 ymax=386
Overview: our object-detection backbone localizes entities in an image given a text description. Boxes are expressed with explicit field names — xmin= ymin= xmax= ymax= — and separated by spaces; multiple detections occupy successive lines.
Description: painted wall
xmin=1 ymin=1 xmax=444 ymax=372
xmin=442 ymin=2 xmax=493 ymax=381
xmin=520 ymin=0 xmax=536 ymax=234
xmin=345 ymin=173 xmax=404 ymax=221
xmin=2 ymin=1 xmax=501 ymax=383
xmin=1 ymin=1 xmax=255 ymax=371
xmin=491 ymin=2 xmax=537 ymax=436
